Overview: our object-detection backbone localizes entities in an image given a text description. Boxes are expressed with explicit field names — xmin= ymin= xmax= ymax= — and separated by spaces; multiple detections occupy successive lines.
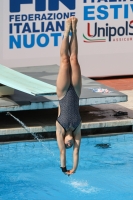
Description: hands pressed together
xmin=66 ymin=169 xmax=75 ymax=176
xmin=60 ymin=167 xmax=75 ymax=176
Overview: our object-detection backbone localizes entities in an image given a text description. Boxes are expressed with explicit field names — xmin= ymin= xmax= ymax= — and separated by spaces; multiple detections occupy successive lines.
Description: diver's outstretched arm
xmin=73 ymin=134 xmax=81 ymax=171
xmin=66 ymin=125 xmax=81 ymax=175
xmin=56 ymin=130 xmax=66 ymax=167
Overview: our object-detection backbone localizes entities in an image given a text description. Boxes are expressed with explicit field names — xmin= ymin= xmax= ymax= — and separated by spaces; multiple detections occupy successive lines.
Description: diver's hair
xmin=65 ymin=140 xmax=74 ymax=149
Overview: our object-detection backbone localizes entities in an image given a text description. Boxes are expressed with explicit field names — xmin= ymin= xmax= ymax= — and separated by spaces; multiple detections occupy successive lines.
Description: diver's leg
xmin=56 ymin=18 xmax=72 ymax=100
xmin=69 ymin=17 xmax=82 ymax=97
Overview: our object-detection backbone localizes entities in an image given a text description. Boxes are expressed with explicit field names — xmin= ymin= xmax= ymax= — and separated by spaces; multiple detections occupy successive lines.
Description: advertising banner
xmin=0 ymin=0 xmax=133 ymax=77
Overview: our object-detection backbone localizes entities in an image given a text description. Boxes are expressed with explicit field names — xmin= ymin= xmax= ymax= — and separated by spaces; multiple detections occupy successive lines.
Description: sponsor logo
xmin=83 ymin=0 xmax=133 ymax=43
xmin=10 ymin=0 xmax=76 ymax=12
xmin=9 ymin=0 xmax=76 ymax=49
xmin=83 ymin=21 xmax=133 ymax=43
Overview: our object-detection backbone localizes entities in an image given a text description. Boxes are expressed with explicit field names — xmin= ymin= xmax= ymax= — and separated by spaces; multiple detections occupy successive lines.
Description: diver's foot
xmin=64 ymin=18 xmax=72 ymax=37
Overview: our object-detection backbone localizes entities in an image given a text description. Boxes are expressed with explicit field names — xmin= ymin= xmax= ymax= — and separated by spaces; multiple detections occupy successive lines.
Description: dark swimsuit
xmin=57 ymin=84 xmax=81 ymax=132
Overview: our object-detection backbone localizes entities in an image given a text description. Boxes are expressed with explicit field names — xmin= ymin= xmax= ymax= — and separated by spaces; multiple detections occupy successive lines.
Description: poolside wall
xmin=0 ymin=107 xmax=133 ymax=143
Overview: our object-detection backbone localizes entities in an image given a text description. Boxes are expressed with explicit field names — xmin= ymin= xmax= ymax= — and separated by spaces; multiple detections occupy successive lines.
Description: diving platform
xmin=0 ymin=64 xmax=56 ymax=96
xmin=0 ymin=64 xmax=127 ymax=113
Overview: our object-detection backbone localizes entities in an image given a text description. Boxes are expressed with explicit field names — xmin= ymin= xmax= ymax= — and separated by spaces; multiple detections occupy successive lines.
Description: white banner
xmin=0 ymin=0 xmax=133 ymax=77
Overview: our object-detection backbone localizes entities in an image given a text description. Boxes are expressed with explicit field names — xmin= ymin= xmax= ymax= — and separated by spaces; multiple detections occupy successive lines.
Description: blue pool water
xmin=0 ymin=133 xmax=133 ymax=200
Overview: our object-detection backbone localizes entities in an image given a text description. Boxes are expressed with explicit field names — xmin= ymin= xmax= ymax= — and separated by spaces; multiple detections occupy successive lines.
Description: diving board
xmin=0 ymin=64 xmax=56 ymax=96
xmin=0 ymin=64 xmax=127 ymax=112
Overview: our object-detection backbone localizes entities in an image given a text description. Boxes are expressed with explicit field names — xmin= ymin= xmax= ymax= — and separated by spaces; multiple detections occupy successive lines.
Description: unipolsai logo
xmin=83 ymin=21 xmax=133 ymax=43
xmin=83 ymin=0 xmax=133 ymax=43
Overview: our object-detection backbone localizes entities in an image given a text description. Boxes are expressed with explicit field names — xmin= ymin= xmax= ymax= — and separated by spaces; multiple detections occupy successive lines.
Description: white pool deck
xmin=0 ymin=90 xmax=132 ymax=137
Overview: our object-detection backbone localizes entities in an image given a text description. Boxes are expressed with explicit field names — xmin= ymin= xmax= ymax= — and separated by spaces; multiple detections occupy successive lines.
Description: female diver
xmin=56 ymin=17 xmax=82 ymax=176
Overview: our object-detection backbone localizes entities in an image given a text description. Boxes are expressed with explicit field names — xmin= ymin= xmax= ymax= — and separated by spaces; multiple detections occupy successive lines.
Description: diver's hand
xmin=66 ymin=169 xmax=75 ymax=176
